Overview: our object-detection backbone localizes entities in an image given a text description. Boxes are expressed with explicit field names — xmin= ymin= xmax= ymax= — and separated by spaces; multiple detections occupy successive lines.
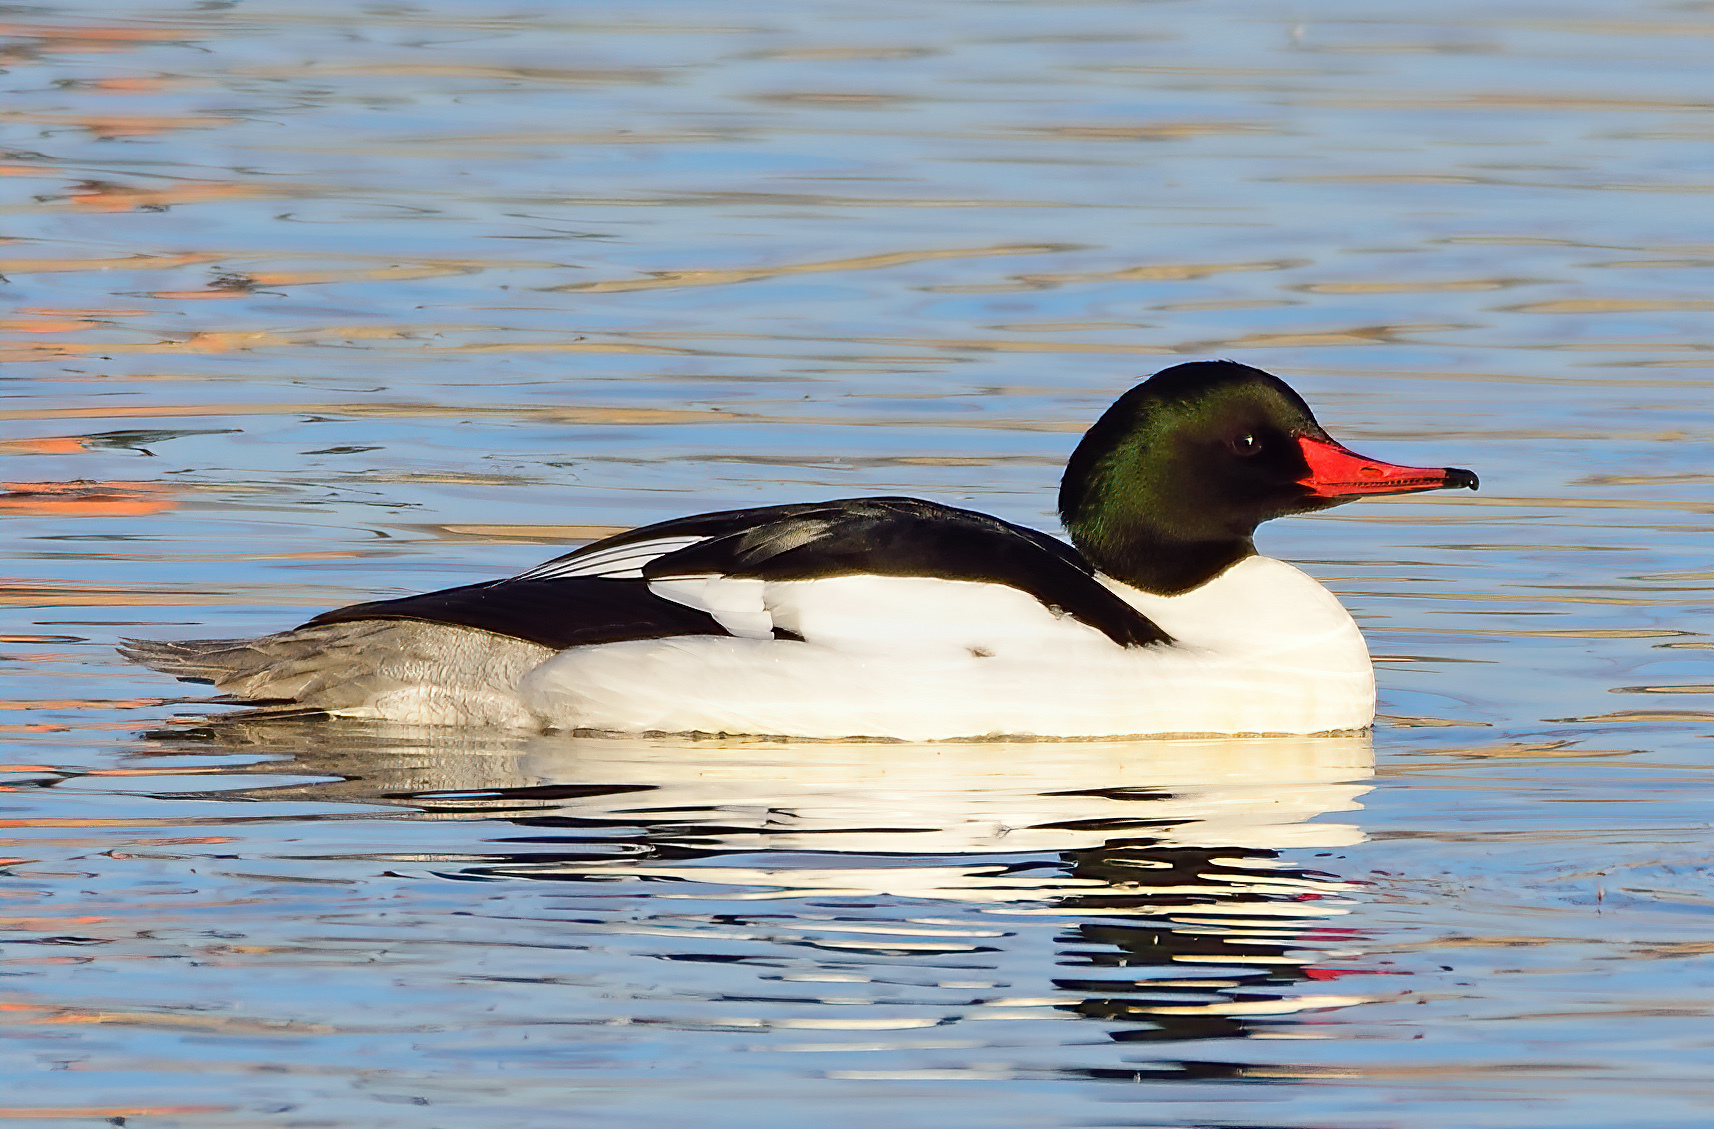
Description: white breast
xmin=1104 ymin=555 xmax=1372 ymax=672
xmin=516 ymin=556 xmax=1375 ymax=741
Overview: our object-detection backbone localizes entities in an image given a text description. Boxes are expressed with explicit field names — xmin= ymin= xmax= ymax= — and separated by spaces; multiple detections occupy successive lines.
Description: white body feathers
xmin=515 ymin=555 xmax=1373 ymax=740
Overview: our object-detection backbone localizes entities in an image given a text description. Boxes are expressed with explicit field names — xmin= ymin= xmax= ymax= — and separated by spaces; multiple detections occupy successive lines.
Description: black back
xmin=309 ymin=497 xmax=1170 ymax=650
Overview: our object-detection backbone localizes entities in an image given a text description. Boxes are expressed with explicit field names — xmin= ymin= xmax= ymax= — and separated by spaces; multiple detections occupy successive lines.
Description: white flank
xmin=516 ymin=556 xmax=1375 ymax=740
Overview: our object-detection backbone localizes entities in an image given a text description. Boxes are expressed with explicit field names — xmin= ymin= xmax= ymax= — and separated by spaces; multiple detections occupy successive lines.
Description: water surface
xmin=0 ymin=2 xmax=1710 ymax=1126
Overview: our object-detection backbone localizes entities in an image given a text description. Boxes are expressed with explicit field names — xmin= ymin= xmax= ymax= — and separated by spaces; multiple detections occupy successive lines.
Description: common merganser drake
xmin=123 ymin=361 xmax=1476 ymax=740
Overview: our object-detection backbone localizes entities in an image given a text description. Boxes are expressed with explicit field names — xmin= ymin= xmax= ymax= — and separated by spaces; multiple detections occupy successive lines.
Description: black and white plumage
xmin=308 ymin=498 xmax=1170 ymax=651
xmin=121 ymin=362 xmax=1478 ymax=739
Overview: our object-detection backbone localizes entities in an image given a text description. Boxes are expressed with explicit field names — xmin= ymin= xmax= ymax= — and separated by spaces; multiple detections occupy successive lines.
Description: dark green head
xmin=1059 ymin=361 xmax=1477 ymax=594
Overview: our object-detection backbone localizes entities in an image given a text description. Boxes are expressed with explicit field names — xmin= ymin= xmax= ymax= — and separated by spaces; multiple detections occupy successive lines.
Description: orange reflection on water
xmin=0 ymin=481 xmax=177 ymax=517
xmin=0 ymin=438 xmax=87 ymax=456
xmin=63 ymin=179 xmax=275 ymax=213
xmin=70 ymin=114 xmax=227 ymax=139
xmin=0 ymin=252 xmax=219 ymax=276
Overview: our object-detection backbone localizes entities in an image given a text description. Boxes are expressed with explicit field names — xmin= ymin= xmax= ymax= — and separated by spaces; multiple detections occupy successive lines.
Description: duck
xmin=122 ymin=360 xmax=1477 ymax=740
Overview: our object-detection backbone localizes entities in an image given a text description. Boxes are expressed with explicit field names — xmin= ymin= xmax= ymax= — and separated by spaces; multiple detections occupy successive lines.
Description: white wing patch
xmin=648 ymin=576 xmax=774 ymax=639
xmin=514 ymin=536 xmax=710 ymax=581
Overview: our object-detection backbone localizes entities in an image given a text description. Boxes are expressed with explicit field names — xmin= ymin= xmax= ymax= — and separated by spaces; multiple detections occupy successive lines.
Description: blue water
xmin=0 ymin=2 xmax=1710 ymax=1125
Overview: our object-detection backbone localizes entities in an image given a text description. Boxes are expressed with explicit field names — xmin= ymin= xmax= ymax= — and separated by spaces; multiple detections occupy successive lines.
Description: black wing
xmin=306 ymin=577 xmax=727 ymax=650
xmin=310 ymin=497 xmax=1170 ymax=649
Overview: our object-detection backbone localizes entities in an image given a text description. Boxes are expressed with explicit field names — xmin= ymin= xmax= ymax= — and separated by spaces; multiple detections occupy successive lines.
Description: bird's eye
xmin=1230 ymin=433 xmax=1262 ymax=456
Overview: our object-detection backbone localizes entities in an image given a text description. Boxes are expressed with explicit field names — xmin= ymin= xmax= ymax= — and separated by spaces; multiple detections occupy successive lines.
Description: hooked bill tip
xmin=1444 ymin=467 xmax=1479 ymax=491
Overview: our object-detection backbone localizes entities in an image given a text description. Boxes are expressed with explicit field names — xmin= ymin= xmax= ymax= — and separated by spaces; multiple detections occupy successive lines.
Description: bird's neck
xmin=1070 ymin=526 xmax=1256 ymax=596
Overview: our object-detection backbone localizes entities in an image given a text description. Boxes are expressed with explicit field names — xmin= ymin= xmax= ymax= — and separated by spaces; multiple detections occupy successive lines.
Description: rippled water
xmin=1 ymin=2 xmax=1711 ymax=1125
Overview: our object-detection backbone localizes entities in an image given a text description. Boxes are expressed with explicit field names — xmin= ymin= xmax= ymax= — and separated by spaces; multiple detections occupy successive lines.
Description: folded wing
xmin=310 ymin=496 xmax=1170 ymax=650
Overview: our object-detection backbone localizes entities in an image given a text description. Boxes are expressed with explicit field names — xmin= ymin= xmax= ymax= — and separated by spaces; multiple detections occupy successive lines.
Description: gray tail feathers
xmin=118 ymin=637 xmax=271 ymax=686
xmin=118 ymin=623 xmax=396 ymax=708
xmin=119 ymin=619 xmax=556 ymax=725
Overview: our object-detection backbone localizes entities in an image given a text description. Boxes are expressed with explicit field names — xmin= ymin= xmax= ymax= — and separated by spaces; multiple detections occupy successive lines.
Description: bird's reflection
xmin=145 ymin=720 xmax=1376 ymax=1068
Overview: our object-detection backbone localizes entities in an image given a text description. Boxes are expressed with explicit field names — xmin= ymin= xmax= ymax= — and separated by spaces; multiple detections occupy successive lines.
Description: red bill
xmin=1297 ymin=436 xmax=1479 ymax=498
